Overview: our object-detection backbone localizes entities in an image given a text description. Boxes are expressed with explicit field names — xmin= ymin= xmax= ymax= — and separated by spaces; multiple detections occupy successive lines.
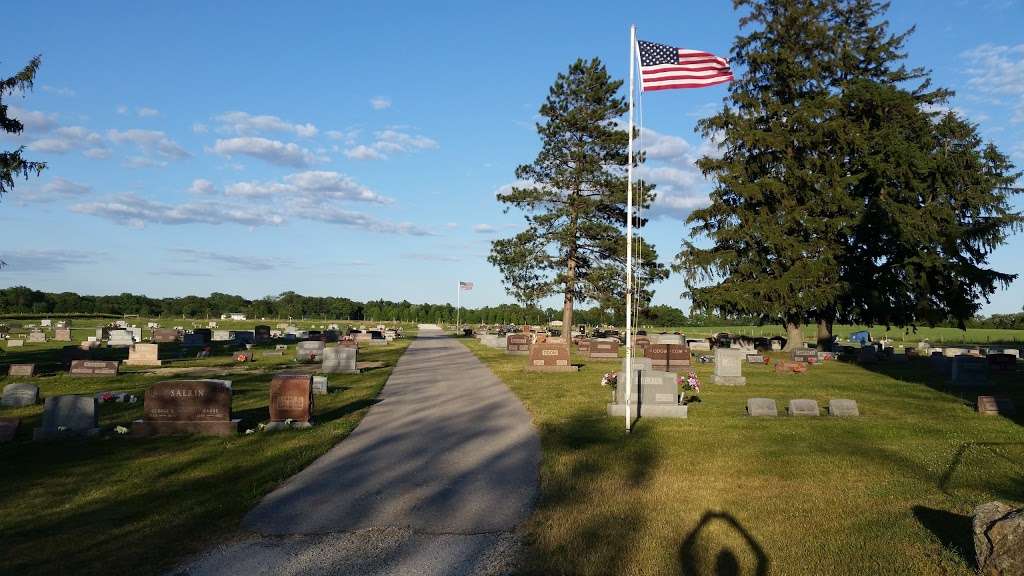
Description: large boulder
xmin=973 ymin=501 xmax=1024 ymax=575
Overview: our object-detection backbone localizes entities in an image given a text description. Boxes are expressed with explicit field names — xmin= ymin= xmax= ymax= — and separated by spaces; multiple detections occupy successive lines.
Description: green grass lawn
xmin=461 ymin=340 xmax=1024 ymax=576
xmin=0 ymin=334 xmax=414 ymax=576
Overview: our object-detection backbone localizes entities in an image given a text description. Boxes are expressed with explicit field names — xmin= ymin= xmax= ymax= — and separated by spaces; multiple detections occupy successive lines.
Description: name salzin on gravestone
xmin=70 ymin=360 xmax=119 ymax=376
xmin=507 ymin=333 xmax=531 ymax=355
xmin=33 ymin=395 xmax=99 ymax=440
xmin=746 ymin=398 xmax=778 ymax=417
xmin=131 ymin=379 xmax=238 ymax=437
xmin=713 ymin=348 xmax=746 ymax=385
xmin=788 ymin=399 xmax=820 ymax=416
xmin=8 ymin=364 xmax=35 ymax=377
xmin=527 ymin=343 xmax=577 ymax=372
xmin=828 ymin=399 xmax=859 ymax=417
xmin=268 ymin=373 xmax=314 ymax=429
xmin=977 ymin=396 xmax=1016 ymax=416
xmin=2 ymin=383 xmax=39 ymax=407
xmin=321 ymin=346 xmax=357 ymax=374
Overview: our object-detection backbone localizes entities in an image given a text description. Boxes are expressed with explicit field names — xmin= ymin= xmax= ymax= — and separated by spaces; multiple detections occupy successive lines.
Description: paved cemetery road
xmin=175 ymin=328 xmax=540 ymax=576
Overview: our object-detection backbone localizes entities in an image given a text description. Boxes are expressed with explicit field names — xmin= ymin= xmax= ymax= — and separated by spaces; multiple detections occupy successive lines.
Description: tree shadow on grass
xmin=911 ymin=505 xmax=976 ymax=570
xmin=678 ymin=510 xmax=770 ymax=576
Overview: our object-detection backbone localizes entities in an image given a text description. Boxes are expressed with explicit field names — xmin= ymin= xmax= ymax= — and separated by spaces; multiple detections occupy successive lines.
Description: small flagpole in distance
xmin=625 ymin=23 xmax=637 ymax=432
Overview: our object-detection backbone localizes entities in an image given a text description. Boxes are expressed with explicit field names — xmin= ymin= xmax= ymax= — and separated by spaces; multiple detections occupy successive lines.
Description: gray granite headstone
xmin=33 ymin=395 xmax=99 ymax=440
xmin=622 ymin=357 xmax=654 ymax=372
xmin=615 ymin=370 xmax=678 ymax=405
xmin=952 ymin=355 xmax=988 ymax=387
xmin=746 ymin=398 xmax=777 ymax=417
xmin=6 ymin=339 xmax=24 ymax=348
xmin=27 ymin=331 xmax=46 ymax=343
xmin=296 ymin=340 xmax=326 ymax=363
xmin=828 ymin=399 xmax=859 ymax=416
xmin=713 ymin=348 xmax=746 ymax=385
xmin=321 ymin=346 xmax=357 ymax=374
xmin=2 ymin=383 xmax=39 ymax=407
xmin=312 ymin=375 xmax=328 ymax=395
xmin=8 ymin=364 xmax=35 ymax=377
xmin=787 ymin=399 xmax=820 ymax=416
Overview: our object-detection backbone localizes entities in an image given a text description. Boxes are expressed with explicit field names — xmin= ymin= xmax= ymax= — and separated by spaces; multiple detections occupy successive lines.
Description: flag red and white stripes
xmin=638 ymin=40 xmax=733 ymax=92
xmin=459 ymin=281 xmax=474 ymax=291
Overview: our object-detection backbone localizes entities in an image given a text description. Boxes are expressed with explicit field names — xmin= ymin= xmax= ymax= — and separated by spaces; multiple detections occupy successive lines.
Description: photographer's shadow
xmin=679 ymin=510 xmax=769 ymax=576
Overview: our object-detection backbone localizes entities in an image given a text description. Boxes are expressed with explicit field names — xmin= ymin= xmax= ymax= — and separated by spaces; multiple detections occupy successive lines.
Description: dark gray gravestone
xmin=787 ymin=399 xmax=820 ymax=416
xmin=182 ymin=333 xmax=205 ymax=347
xmin=746 ymin=398 xmax=777 ymax=417
xmin=33 ymin=395 xmax=99 ymax=440
xmin=8 ymin=364 xmax=35 ymax=377
xmin=2 ymin=383 xmax=39 ymax=407
xmin=312 ymin=375 xmax=328 ymax=396
xmin=857 ymin=347 xmax=879 ymax=364
xmin=0 ymin=417 xmax=18 ymax=442
xmin=827 ymin=399 xmax=859 ymax=417
xmin=952 ymin=356 xmax=988 ymax=387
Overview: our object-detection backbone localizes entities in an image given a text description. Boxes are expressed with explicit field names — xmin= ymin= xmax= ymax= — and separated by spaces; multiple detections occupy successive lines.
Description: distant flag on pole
xmin=459 ymin=281 xmax=474 ymax=291
xmin=637 ymin=40 xmax=732 ymax=92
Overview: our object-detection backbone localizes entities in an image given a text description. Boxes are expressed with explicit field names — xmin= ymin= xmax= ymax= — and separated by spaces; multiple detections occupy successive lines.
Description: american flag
xmin=459 ymin=281 xmax=474 ymax=291
xmin=638 ymin=40 xmax=733 ymax=92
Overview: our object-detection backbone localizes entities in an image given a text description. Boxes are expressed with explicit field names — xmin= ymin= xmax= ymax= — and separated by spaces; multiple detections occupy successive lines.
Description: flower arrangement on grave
xmin=678 ymin=371 xmax=702 ymax=403
xmin=100 ymin=392 xmax=114 ymax=403
xmin=114 ymin=425 xmax=128 ymax=435
xmin=600 ymin=372 xmax=617 ymax=389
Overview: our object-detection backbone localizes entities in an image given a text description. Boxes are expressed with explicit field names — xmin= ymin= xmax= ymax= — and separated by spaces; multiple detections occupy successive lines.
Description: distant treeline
xmin=0 ymin=286 xmax=1019 ymax=329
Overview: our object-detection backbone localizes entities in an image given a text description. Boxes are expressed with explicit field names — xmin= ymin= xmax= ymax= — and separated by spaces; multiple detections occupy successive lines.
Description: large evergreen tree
xmin=675 ymin=0 xmax=1019 ymax=348
xmin=1 ymin=56 xmax=46 ymax=196
xmin=490 ymin=58 xmax=667 ymax=330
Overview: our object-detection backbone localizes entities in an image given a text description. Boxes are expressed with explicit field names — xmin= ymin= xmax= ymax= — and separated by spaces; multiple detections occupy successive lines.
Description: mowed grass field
xmin=461 ymin=339 xmax=1024 ymax=576
xmin=651 ymin=324 xmax=1024 ymax=346
xmin=0 ymin=320 xmax=415 ymax=576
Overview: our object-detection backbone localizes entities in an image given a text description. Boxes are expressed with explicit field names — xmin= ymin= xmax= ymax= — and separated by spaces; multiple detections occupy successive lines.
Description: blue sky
xmin=2 ymin=0 xmax=1022 ymax=315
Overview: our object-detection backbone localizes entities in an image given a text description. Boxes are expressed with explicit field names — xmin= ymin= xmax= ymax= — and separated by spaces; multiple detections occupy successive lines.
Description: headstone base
xmin=124 ymin=359 xmax=162 ymax=366
xmin=713 ymin=375 xmax=747 ymax=386
xmin=589 ymin=352 xmax=618 ymax=359
xmin=606 ymin=403 xmax=688 ymax=418
xmin=506 ymin=350 xmax=530 ymax=355
xmin=264 ymin=421 xmax=314 ymax=432
xmin=526 ymin=365 xmax=579 ymax=372
xmin=33 ymin=427 xmax=100 ymax=441
xmin=130 ymin=419 xmax=240 ymax=437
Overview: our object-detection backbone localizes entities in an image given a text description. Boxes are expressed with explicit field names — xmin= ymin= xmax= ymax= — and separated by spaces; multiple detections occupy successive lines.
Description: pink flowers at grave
xmin=601 ymin=372 xmax=617 ymax=388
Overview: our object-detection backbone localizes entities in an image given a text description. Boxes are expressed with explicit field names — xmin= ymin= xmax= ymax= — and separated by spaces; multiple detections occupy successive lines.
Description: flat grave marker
xmin=131 ymin=379 xmax=237 ymax=436
xmin=787 ymin=399 xmax=820 ymax=416
xmin=828 ymin=399 xmax=859 ymax=417
xmin=69 ymin=360 xmax=119 ymax=377
xmin=8 ymin=364 xmax=35 ymax=377
xmin=747 ymin=398 xmax=778 ymax=417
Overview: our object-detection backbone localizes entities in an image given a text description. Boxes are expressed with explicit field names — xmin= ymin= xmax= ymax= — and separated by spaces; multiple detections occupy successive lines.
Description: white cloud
xmin=123 ymin=156 xmax=168 ymax=168
xmin=136 ymin=107 xmax=160 ymax=118
xmin=212 ymin=137 xmax=321 ymax=168
xmin=29 ymin=126 xmax=105 ymax=155
xmin=42 ymin=85 xmax=75 ymax=97
xmin=192 ymin=122 xmax=209 ymax=133
xmin=107 ymin=129 xmax=189 ymax=160
xmin=213 ymin=111 xmax=318 ymax=138
xmin=370 ymin=97 xmax=392 ymax=110
xmin=224 ymin=170 xmax=392 ymax=204
xmin=472 ymin=223 xmax=496 ymax=234
xmin=12 ymin=177 xmax=92 ymax=204
xmin=8 ymin=106 xmax=58 ymax=134
xmin=0 ymin=249 xmax=103 ymax=272
xmin=327 ymin=129 xmax=359 ymax=144
xmin=344 ymin=129 xmax=438 ymax=160
xmin=116 ymin=105 xmax=129 ymax=115
xmin=188 ymin=178 xmax=217 ymax=195
xmin=291 ymin=203 xmax=436 ymax=236
xmin=961 ymin=43 xmax=1024 ymax=123
xmin=400 ymin=252 xmax=460 ymax=262
xmin=71 ymin=193 xmax=285 ymax=228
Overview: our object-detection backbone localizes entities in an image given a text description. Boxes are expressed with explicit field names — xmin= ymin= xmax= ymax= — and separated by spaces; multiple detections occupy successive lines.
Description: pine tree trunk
xmin=783 ymin=321 xmax=804 ymax=351
xmin=561 ymin=254 xmax=575 ymax=336
xmin=816 ymin=316 xmax=834 ymax=351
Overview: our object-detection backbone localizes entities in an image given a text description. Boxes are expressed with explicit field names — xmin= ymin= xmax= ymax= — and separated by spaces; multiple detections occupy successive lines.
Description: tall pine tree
xmin=676 ymin=0 xmax=1019 ymax=347
xmin=490 ymin=58 xmax=667 ymax=330
xmin=1 ymin=56 xmax=46 ymax=196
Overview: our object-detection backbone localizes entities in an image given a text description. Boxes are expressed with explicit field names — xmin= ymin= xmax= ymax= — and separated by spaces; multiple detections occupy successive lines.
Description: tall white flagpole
xmin=457 ymin=282 xmax=461 ymax=332
xmin=625 ymin=24 xmax=636 ymax=432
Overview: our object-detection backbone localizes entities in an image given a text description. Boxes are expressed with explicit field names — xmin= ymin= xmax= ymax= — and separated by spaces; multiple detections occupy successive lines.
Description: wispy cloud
xmin=344 ymin=128 xmax=438 ymax=160
xmin=370 ymin=97 xmax=392 ymax=110
xmin=11 ymin=177 xmax=92 ymax=204
xmin=107 ymin=129 xmax=189 ymax=163
xmin=0 ymin=249 xmax=105 ymax=272
xmin=213 ymin=136 xmax=323 ymax=168
xmin=961 ymin=43 xmax=1024 ymax=123
xmin=42 ymin=85 xmax=75 ymax=97
xmin=472 ymin=223 xmax=496 ymax=234
xmin=224 ymin=170 xmax=392 ymax=204
xmin=400 ymin=252 xmax=460 ymax=262
xmin=213 ymin=111 xmax=318 ymax=138
xmin=71 ymin=193 xmax=286 ymax=228
xmin=167 ymin=248 xmax=286 ymax=271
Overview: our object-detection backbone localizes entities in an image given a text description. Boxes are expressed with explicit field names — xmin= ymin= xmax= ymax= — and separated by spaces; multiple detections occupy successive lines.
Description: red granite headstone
xmin=132 ymin=379 xmax=237 ymax=436
xmin=589 ymin=340 xmax=620 ymax=359
xmin=269 ymin=373 xmax=313 ymax=423
xmin=69 ymin=360 xmax=119 ymax=376
xmin=507 ymin=334 xmax=531 ymax=354
xmin=527 ymin=343 xmax=577 ymax=372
